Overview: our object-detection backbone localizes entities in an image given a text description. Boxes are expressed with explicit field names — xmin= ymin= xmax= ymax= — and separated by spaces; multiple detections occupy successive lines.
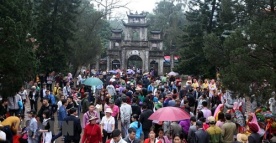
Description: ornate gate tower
xmin=107 ymin=12 xmax=164 ymax=75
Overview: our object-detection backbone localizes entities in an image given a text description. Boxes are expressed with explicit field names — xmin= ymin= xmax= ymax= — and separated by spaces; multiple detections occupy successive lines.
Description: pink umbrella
xmin=148 ymin=107 xmax=190 ymax=121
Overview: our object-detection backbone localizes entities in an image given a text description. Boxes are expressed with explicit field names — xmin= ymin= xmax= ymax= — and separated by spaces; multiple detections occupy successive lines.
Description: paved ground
xmin=24 ymin=98 xmax=82 ymax=143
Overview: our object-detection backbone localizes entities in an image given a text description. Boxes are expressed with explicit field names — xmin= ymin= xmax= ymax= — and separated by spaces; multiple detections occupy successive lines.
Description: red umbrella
xmin=148 ymin=107 xmax=190 ymax=121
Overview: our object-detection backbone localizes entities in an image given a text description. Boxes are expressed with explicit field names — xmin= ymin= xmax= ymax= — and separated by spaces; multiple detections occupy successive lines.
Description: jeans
xmin=121 ymin=120 xmax=130 ymax=138
xmin=30 ymin=99 xmax=38 ymax=111
xmin=102 ymin=130 xmax=112 ymax=143
xmin=114 ymin=116 xmax=118 ymax=129
xmin=52 ymin=131 xmax=62 ymax=142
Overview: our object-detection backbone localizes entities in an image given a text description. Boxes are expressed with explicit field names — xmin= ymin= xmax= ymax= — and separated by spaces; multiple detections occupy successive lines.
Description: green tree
xmin=33 ymin=0 xmax=81 ymax=73
xmin=69 ymin=0 xmax=111 ymax=76
xmin=147 ymin=1 xmax=186 ymax=51
xmin=176 ymin=0 xmax=221 ymax=77
xmin=203 ymin=0 xmax=276 ymax=101
xmin=0 ymin=0 xmax=37 ymax=97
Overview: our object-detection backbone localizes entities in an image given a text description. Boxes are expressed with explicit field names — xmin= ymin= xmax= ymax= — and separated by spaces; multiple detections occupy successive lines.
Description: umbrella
xmin=148 ymin=107 xmax=190 ymax=121
xmin=127 ymin=69 xmax=135 ymax=74
xmin=108 ymin=70 xmax=117 ymax=74
xmin=83 ymin=77 xmax=103 ymax=87
xmin=143 ymin=72 xmax=149 ymax=75
xmin=167 ymin=71 xmax=178 ymax=76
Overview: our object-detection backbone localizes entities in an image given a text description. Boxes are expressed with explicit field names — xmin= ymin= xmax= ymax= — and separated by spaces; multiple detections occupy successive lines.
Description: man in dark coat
xmin=195 ymin=121 xmax=209 ymax=143
xmin=139 ymin=104 xmax=153 ymax=139
xmin=63 ymin=108 xmax=82 ymax=143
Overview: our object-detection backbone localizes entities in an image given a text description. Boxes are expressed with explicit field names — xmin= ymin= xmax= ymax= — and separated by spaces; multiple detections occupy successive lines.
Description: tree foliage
xmin=0 ymin=0 xmax=37 ymax=97
xmin=175 ymin=0 xmax=220 ymax=77
xmin=178 ymin=0 xmax=276 ymax=99
xmin=69 ymin=1 xmax=111 ymax=76
xmin=33 ymin=0 xmax=81 ymax=73
xmin=147 ymin=1 xmax=186 ymax=51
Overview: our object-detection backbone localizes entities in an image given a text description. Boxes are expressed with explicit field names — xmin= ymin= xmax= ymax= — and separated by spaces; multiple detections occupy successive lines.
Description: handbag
xmin=18 ymin=100 xmax=23 ymax=110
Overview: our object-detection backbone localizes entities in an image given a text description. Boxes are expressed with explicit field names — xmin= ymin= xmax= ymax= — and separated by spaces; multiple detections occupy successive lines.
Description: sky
xmin=110 ymin=0 xmax=159 ymax=19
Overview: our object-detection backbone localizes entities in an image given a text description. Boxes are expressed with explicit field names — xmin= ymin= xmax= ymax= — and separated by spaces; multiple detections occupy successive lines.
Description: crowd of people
xmin=0 ymin=68 xmax=275 ymax=143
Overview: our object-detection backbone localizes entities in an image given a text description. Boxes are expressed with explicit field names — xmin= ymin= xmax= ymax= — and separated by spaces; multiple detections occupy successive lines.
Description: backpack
xmin=19 ymin=127 xmax=28 ymax=143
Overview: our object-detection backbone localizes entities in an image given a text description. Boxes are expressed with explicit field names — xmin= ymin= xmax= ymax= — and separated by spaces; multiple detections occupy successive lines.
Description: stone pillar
xmin=144 ymin=51 xmax=149 ymax=72
xmin=170 ymin=54 xmax=174 ymax=71
xmin=159 ymin=58 xmax=164 ymax=76
xmin=121 ymin=49 xmax=126 ymax=70
xmin=106 ymin=56 xmax=110 ymax=71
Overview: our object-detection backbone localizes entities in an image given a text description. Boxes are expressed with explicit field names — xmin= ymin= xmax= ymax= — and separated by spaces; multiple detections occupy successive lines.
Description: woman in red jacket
xmin=81 ymin=116 xmax=102 ymax=143
xmin=144 ymin=128 xmax=162 ymax=143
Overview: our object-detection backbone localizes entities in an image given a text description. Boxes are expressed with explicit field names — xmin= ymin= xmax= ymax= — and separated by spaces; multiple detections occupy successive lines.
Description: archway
xmin=112 ymin=60 xmax=120 ymax=70
xmin=150 ymin=60 xmax=158 ymax=76
xmin=127 ymin=55 xmax=142 ymax=69
xmin=150 ymin=60 xmax=158 ymax=70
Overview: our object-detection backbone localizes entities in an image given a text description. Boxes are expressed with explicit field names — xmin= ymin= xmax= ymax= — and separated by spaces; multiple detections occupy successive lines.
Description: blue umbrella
xmin=83 ymin=77 xmax=103 ymax=87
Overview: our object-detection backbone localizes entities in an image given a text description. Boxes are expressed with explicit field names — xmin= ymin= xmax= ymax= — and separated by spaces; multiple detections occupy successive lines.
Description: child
xmin=19 ymin=120 xmax=29 ymax=143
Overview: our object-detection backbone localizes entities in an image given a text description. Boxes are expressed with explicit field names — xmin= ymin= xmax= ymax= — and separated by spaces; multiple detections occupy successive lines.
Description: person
xmin=156 ymin=128 xmax=171 ymax=143
xmin=27 ymin=110 xmax=38 ymax=143
xmin=1 ymin=115 xmax=21 ymax=143
xmin=40 ymin=83 xmax=47 ymax=101
xmin=206 ymin=116 xmax=222 ymax=143
xmin=19 ymin=86 xmax=27 ymax=114
xmin=248 ymin=123 xmax=261 ymax=143
xmin=179 ymin=119 xmax=190 ymax=140
xmin=214 ymin=104 xmax=224 ymax=121
xmin=131 ymin=98 xmax=141 ymax=117
xmin=39 ymin=110 xmax=52 ymax=143
xmin=170 ymin=121 xmax=183 ymax=138
xmin=248 ymin=112 xmax=265 ymax=136
xmin=63 ymin=82 xmax=71 ymax=97
xmin=63 ymin=108 xmax=82 ymax=143
xmin=109 ymin=100 xmax=120 ymax=129
xmin=173 ymin=134 xmax=184 ymax=143
xmin=124 ymin=128 xmax=140 ymax=143
xmin=201 ymin=101 xmax=211 ymax=119
xmin=81 ymin=115 xmax=102 ymax=143
xmin=57 ymin=94 xmax=65 ymax=111
xmin=0 ymin=99 xmax=8 ymax=121
xmin=233 ymin=102 xmax=245 ymax=133
xmin=37 ymin=98 xmax=53 ymax=123
xmin=101 ymin=108 xmax=115 ymax=143
xmin=53 ymin=83 xmax=61 ymax=96
xmin=215 ymin=112 xmax=225 ymax=129
xmin=140 ymin=104 xmax=153 ymax=139
xmin=7 ymin=93 xmax=21 ymax=116
xmin=129 ymin=114 xmax=143 ymax=140
xmin=52 ymin=99 xmax=67 ymax=142
xmin=194 ymin=121 xmax=209 ymax=143
xmin=107 ymin=129 xmax=127 ymax=143
xmin=81 ymin=92 xmax=90 ymax=113
xmin=82 ymin=104 xmax=100 ymax=128
xmin=19 ymin=120 xmax=29 ymax=143
xmin=120 ymin=96 xmax=132 ymax=138
xmin=221 ymin=113 xmax=236 ymax=143
xmin=144 ymin=128 xmax=161 ymax=143
xmin=45 ymin=89 xmax=57 ymax=112
xmin=187 ymin=116 xmax=197 ymax=143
